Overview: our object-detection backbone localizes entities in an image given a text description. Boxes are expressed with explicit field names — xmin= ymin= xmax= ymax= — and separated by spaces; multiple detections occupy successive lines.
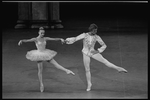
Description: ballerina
xmin=65 ymin=24 xmax=127 ymax=91
xmin=18 ymin=27 xmax=75 ymax=92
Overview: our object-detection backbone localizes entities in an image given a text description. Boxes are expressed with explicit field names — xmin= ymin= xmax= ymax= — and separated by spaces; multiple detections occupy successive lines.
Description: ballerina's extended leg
xmin=37 ymin=62 xmax=44 ymax=92
xmin=49 ymin=59 xmax=75 ymax=75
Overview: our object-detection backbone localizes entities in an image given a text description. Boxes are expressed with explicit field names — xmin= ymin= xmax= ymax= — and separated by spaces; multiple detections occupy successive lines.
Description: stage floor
xmin=2 ymin=19 xmax=148 ymax=99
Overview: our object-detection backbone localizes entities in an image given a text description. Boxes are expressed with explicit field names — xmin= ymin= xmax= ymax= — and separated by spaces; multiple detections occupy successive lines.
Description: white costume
xmin=26 ymin=39 xmax=57 ymax=61
xmin=66 ymin=33 xmax=107 ymax=57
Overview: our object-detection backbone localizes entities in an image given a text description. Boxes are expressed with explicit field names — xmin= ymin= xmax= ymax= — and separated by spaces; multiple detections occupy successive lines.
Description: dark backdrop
xmin=2 ymin=2 xmax=148 ymax=28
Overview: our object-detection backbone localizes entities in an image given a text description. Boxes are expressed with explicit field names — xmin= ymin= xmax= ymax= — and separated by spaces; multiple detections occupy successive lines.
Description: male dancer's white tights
xmin=83 ymin=53 xmax=127 ymax=91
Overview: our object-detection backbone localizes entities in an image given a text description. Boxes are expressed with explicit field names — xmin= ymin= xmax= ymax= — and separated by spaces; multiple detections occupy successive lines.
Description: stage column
xmin=49 ymin=2 xmax=63 ymax=29
xmin=31 ymin=2 xmax=49 ymax=28
xmin=15 ymin=3 xmax=30 ymax=28
xmin=15 ymin=2 xmax=63 ymax=29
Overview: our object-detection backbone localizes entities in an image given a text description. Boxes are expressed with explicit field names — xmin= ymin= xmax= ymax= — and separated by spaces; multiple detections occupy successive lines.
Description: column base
xmin=51 ymin=24 xmax=63 ymax=29
xmin=51 ymin=20 xmax=63 ymax=29
xmin=31 ymin=25 xmax=50 ymax=29
xmin=30 ymin=20 xmax=50 ymax=29
xmin=15 ymin=20 xmax=28 ymax=29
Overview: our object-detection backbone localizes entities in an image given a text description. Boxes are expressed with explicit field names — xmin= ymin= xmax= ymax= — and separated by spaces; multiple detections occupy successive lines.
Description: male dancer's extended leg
xmin=37 ymin=62 xmax=44 ymax=92
xmin=83 ymin=53 xmax=92 ymax=91
xmin=92 ymin=53 xmax=127 ymax=73
xmin=48 ymin=59 xmax=75 ymax=75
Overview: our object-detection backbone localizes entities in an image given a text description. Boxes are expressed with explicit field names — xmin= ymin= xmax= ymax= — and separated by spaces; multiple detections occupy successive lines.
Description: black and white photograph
xmin=2 ymin=0 xmax=148 ymax=99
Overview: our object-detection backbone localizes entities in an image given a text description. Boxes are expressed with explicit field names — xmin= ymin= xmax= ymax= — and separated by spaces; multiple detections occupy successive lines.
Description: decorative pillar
xmin=49 ymin=2 xmax=63 ymax=28
xmin=15 ymin=2 xmax=63 ymax=29
xmin=15 ymin=3 xmax=30 ymax=28
xmin=31 ymin=2 xmax=49 ymax=28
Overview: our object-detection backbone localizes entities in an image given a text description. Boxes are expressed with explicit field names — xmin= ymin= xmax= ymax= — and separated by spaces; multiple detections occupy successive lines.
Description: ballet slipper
xmin=40 ymin=85 xmax=44 ymax=92
xmin=86 ymin=83 xmax=92 ymax=91
xmin=86 ymin=88 xmax=91 ymax=91
xmin=118 ymin=67 xmax=128 ymax=73
xmin=66 ymin=70 xmax=75 ymax=75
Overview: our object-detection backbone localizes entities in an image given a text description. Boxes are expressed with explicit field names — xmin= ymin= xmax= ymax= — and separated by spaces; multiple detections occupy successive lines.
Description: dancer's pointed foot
xmin=66 ymin=69 xmax=75 ymax=75
xmin=40 ymin=85 xmax=44 ymax=92
xmin=86 ymin=83 xmax=92 ymax=91
xmin=117 ymin=67 xmax=128 ymax=73
xmin=86 ymin=88 xmax=91 ymax=91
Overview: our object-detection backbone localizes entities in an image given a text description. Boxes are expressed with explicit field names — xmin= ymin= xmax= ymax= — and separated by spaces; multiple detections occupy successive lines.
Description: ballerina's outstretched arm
xmin=18 ymin=38 xmax=36 ymax=46
xmin=44 ymin=37 xmax=65 ymax=44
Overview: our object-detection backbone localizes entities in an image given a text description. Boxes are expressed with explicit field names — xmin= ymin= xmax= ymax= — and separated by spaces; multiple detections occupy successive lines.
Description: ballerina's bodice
xmin=35 ymin=40 xmax=46 ymax=51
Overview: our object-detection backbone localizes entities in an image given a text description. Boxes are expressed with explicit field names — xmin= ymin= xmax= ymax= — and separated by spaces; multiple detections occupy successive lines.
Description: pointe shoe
xmin=40 ymin=85 xmax=44 ymax=92
xmin=66 ymin=70 xmax=75 ymax=75
xmin=86 ymin=88 xmax=91 ymax=91
xmin=118 ymin=67 xmax=128 ymax=73
xmin=86 ymin=83 xmax=92 ymax=91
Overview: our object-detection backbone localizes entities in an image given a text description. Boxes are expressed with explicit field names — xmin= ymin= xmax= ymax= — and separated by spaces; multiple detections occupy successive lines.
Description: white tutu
xmin=26 ymin=49 xmax=57 ymax=61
